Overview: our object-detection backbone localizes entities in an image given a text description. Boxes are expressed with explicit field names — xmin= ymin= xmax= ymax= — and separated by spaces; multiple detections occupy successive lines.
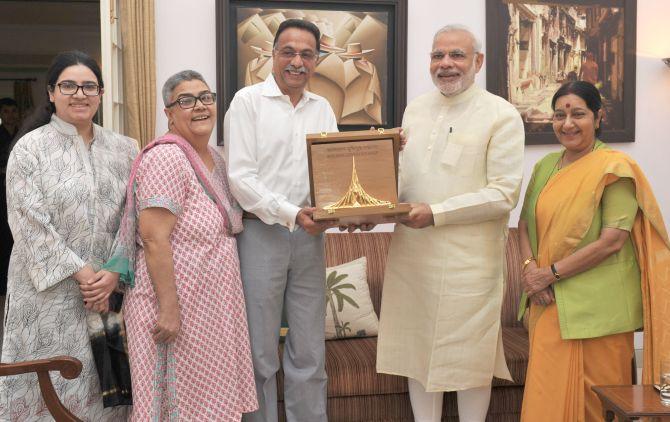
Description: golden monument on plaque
xmin=324 ymin=157 xmax=393 ymax=213
xmin=306 ymin=128 xmax=410 ymax=224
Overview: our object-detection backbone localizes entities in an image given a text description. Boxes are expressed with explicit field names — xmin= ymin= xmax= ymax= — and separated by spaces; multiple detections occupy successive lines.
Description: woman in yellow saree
xmin=518 ymin=81 xmax=670 ymax=422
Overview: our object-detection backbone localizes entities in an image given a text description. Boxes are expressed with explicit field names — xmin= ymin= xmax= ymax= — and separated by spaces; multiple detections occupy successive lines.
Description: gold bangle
xmin=522 ymin=256 xmax=535 ymax=270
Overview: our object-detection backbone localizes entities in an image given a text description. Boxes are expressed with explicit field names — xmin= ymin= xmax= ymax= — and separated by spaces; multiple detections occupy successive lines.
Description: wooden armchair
xmin=0 ymin=356 xmax=82 ymax=422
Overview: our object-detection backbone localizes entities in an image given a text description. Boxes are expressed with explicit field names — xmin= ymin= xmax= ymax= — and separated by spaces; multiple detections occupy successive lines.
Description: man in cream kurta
xmin=376 ymin=25 xmax=524 ymax=422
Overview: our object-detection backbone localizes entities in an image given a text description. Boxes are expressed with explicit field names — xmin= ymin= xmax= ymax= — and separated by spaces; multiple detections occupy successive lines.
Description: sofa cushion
xmin=493 ymin=327 xmax=529 ymax=387
xmin=324 ymin=337 xmax=407 ymax=397
xmin=277 ymin=336 xmax=407 ymax=400
xmin=325 ymin=257 xmax=379 ymax=339
xmin=277 ymin=326 xmax=528 ymax=399
xmin=503 ymin=228 xmax=525 ymax=328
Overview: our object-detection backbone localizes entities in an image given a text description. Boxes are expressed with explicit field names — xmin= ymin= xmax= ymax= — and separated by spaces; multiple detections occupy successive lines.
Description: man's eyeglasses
xmin=54 ymin=81 xmax=101 ymax=96
xmin=275 ymin=48 xmax=318 ymax=62
xmin=167 ymin=92 xmax=216 ymax=109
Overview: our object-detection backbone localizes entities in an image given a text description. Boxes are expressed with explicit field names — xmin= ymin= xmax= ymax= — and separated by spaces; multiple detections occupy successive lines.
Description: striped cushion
xmin=277 ymin=326 xmax=528 ymax=398
xmin=494 ymin=327 xmax=529 ymax=387
xmin=502 ymin=229 xmax=525 ymax=328
xmin=277 ymin=337 xmax=407 ymax=400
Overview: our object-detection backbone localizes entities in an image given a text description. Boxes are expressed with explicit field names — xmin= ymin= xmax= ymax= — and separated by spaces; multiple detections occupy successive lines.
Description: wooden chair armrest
xmin=0 ymin=356 xmax=83 ymax=422
xmin=0 ymin=356 xmax=82 ymax=378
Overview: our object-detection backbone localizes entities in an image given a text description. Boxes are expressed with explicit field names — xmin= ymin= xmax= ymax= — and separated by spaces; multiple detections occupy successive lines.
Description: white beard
xmin=432 ymin=58 xmax=477 ymax=97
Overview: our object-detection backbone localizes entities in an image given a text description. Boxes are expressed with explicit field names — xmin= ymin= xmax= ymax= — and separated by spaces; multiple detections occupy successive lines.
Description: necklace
xmin=557 ymin=142 xmax=597 ymax=171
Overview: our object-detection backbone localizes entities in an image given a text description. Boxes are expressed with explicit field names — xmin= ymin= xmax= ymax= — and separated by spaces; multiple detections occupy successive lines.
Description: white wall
xmin=155 ymin=0 xmax=670 ymax=223
xmin=155 ymin=0 xmax=219 ymax=139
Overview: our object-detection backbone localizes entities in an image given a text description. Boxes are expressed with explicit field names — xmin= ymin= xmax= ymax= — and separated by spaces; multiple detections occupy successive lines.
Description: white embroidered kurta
xmin=0 ymin=115 xmax=137 ymax=421
xmin=376 ymin=84 xmax=524 ymax=391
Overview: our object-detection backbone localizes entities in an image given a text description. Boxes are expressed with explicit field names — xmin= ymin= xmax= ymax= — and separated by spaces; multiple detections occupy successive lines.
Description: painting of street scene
xmin=235 ymin=7 xmax=389 ymax=126
xmin=496 ymin=1 xmax=631 ymax=138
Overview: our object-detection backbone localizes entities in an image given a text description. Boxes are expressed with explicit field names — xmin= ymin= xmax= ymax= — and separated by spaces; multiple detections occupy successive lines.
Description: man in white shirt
xmin=376 ymin=25 xmax=524 ymax=422
xmin=225 ymin=19 xmax=336 ymax=422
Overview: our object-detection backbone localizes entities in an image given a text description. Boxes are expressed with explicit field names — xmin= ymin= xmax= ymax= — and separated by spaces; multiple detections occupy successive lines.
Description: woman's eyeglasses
xmin=167 ymin=92 xmax=216 ymax=109
xmin=54 ymin=81 xmax=101 ymax=96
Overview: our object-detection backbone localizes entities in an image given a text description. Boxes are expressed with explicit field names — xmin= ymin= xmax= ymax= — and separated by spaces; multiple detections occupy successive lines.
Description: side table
xmin=592 ymin=385 xmax=670 ymax=421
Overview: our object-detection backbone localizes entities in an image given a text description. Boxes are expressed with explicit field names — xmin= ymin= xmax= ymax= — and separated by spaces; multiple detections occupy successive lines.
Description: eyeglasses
xmin=275 ymin=48 xmax=318 ymax=62
xmin=54 ymin=81 xmax=101 ymax=96
xmin=166 ymin=92 xmax=216 ymax=109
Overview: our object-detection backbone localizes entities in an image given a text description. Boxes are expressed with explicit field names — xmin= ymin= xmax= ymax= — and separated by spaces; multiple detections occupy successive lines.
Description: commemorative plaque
xmin=306 ymin=128 xmax=410 ymax=225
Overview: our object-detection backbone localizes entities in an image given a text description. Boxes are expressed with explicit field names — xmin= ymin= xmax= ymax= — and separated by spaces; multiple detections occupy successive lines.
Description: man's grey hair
xmin=162 ymin=70 xmax=208 ymax=106
xmin=433 ymin=24 xmax=482 ymax=53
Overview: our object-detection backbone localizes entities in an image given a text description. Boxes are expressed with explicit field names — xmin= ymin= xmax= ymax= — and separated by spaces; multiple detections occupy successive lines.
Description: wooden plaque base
xmin=313 ymin=203 xmax=411 ymax=225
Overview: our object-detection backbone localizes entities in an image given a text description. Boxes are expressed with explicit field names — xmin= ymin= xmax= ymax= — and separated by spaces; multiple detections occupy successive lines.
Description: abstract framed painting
xmin=215 ymin=0 xmax=408 ymax=144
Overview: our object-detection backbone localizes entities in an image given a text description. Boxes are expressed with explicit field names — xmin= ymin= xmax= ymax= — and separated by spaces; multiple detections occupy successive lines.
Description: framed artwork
xmin=486 ymin=0 xmax=636 ymax=144
xmin=215 ymin=0 xmax=408 ymax=144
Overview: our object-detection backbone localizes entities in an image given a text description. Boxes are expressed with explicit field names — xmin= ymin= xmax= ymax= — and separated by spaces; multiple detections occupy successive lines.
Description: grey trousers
xmin=239 ymin=220 xmax=327 ymax=422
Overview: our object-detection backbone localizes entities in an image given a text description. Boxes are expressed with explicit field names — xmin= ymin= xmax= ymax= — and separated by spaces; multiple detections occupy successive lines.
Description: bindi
xmin=565 ymin=103 xmax=570 ymax=108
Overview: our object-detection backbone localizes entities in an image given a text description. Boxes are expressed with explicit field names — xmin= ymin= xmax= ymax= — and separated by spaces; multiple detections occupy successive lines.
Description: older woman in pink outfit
xmin=103 ymin=70 xmax=257 ymax=420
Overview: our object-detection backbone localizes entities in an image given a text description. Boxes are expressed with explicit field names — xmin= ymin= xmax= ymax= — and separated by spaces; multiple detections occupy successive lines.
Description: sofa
xmin=277 ymin=228 xmax=528 ymax=421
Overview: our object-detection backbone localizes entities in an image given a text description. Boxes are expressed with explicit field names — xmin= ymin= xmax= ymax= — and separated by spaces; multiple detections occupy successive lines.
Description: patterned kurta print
xmin=0 ymin=115 xmax=137 ymax=421
xmin=123 ymin=144 xmax=257 ymax=421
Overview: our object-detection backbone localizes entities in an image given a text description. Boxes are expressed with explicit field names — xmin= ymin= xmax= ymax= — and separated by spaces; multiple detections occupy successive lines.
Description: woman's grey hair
xmin=433 ymin=24 xmax=482 ymax=53
xmin=162 ymin=70 xmax=207 ymax=106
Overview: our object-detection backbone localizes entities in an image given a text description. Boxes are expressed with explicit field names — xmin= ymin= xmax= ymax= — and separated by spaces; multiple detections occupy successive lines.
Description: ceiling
xmin=0 ymin=0 xmax=100 ymax=67
xmin=0 ymin=1 xmax=99 ymax=27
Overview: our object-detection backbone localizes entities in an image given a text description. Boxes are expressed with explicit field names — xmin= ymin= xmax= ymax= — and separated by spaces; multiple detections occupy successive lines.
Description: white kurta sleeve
xmin=430 ymin=103 xmax=524 ymax=226
xmin=6 ymin=141 xmax=86 ymax=292
xmin=224 ymin=94 xmax=301 ymax=230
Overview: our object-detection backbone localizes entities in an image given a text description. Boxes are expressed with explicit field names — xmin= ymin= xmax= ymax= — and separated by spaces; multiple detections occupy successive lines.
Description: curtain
xmin=120 ymin=0 xmax=156 ymax=147
xmin=13 ymin=80 xmax=34 ymax=119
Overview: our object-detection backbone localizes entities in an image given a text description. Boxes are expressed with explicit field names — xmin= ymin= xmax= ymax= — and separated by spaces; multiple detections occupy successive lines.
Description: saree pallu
xmin=520 ymin=149 xmax=670 ymax=421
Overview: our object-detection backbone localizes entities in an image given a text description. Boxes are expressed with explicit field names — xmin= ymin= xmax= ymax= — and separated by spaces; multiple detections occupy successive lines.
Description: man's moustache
xmin=437 ymin=72 xmax=461 ymax=77
xmin=285 ymin=65 xmax=307 ymax=73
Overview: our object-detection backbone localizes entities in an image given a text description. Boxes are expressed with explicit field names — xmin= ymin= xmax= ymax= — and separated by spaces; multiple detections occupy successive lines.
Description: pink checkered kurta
xmin=123 ymin=144 xmax=257 ymax=421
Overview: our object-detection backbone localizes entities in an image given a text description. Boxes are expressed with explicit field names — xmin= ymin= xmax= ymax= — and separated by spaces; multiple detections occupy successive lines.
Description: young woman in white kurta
xmin=0 ymin=51 xmax=136 ymax=421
